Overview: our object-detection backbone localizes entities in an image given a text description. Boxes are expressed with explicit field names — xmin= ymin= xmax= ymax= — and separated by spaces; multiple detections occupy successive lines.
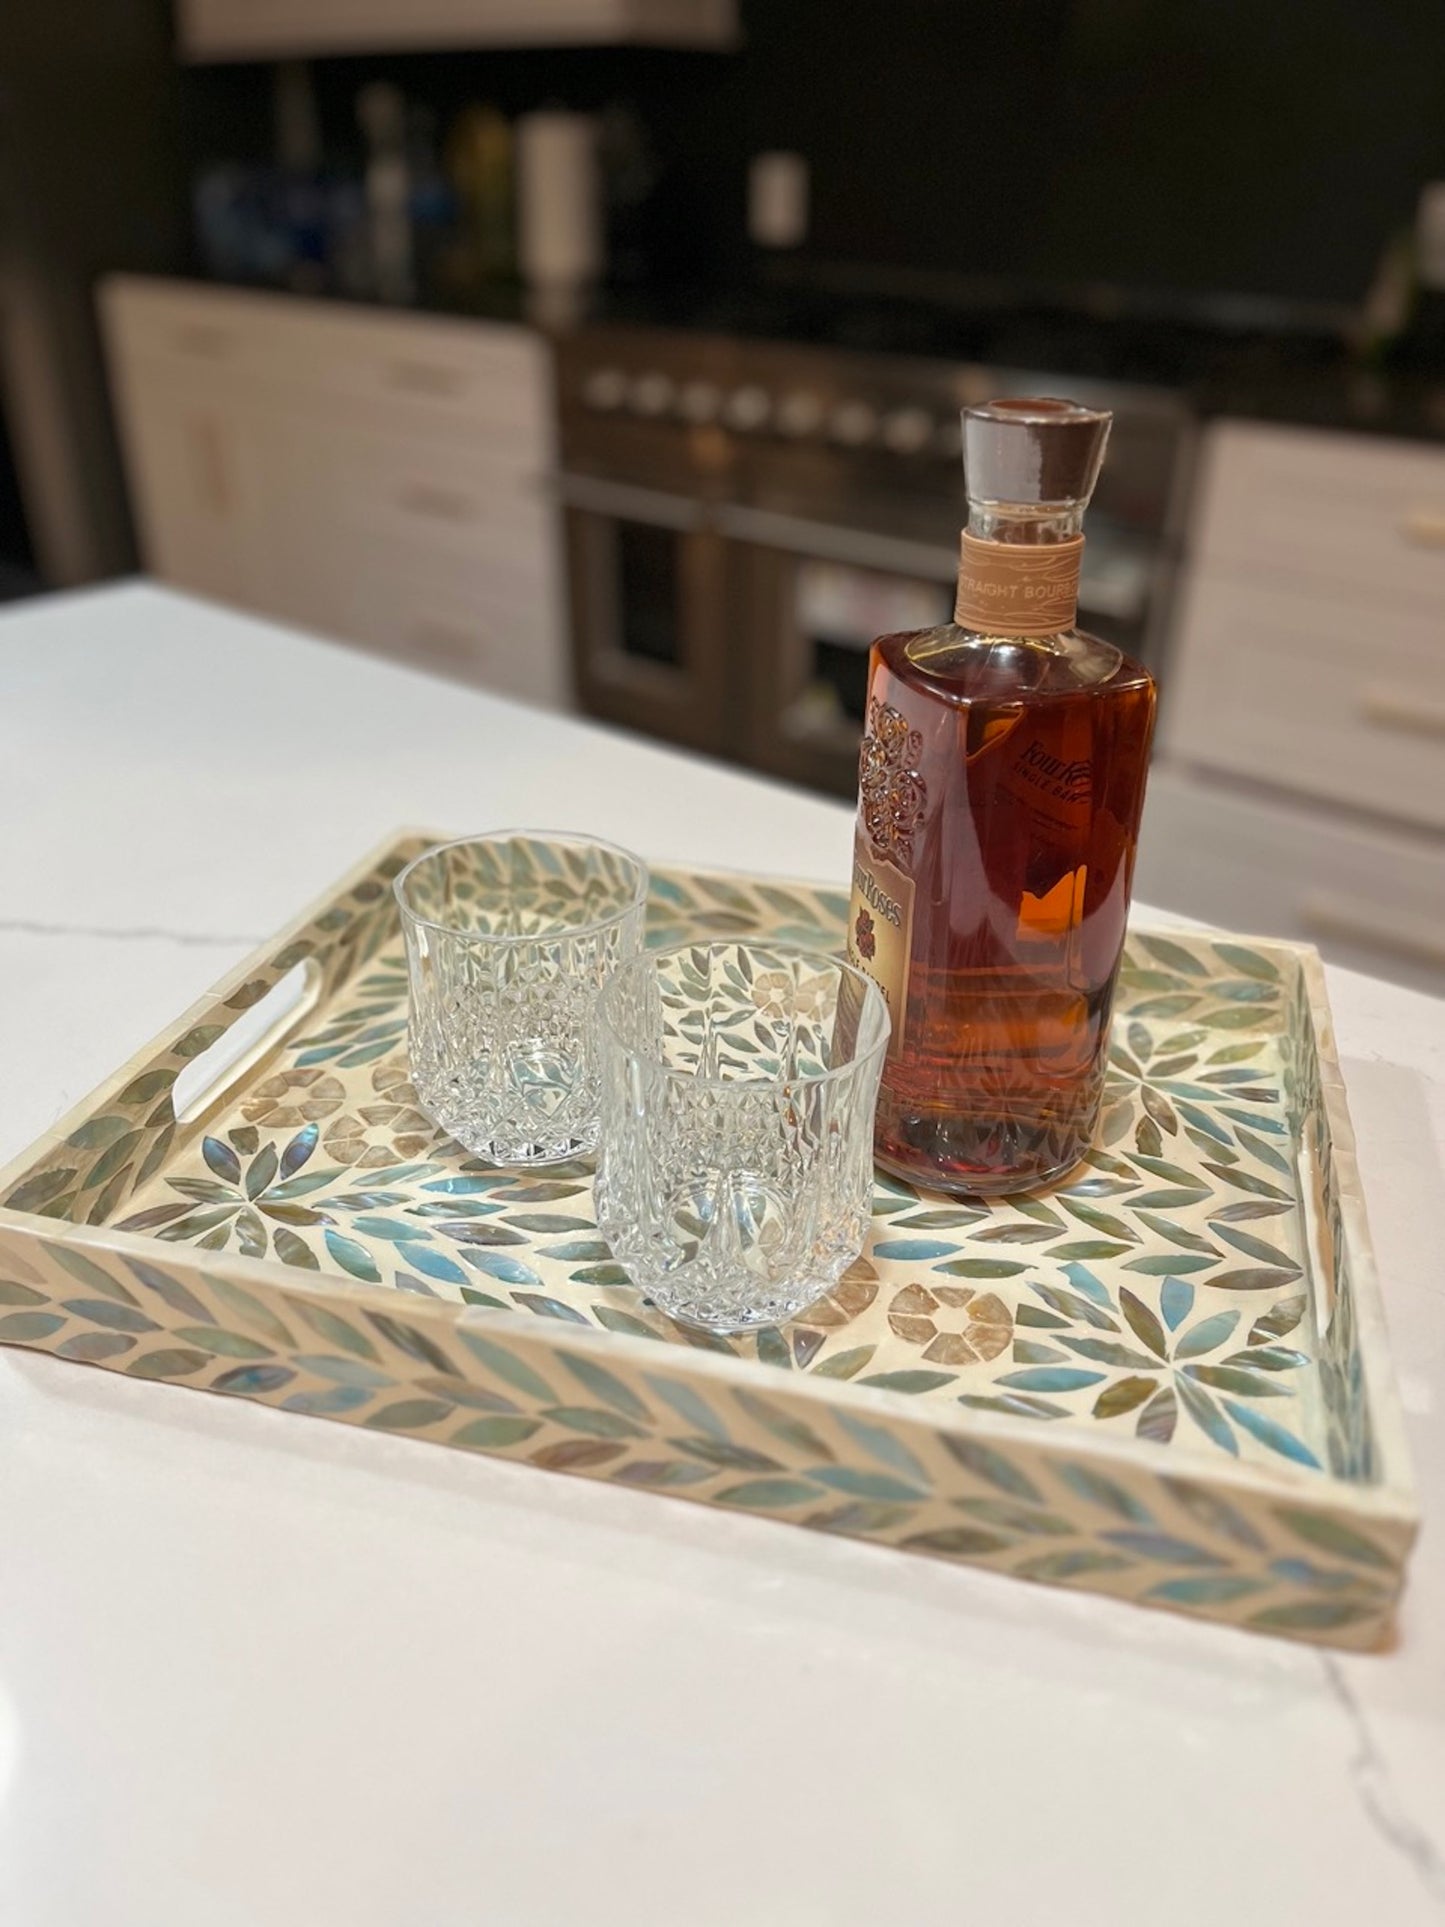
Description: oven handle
xmin=715 ymin=503 xmax=959 ymax=581
xmin=550 ymin=472 xmax=709 ymax=531
xmin=720 ymin=503 xmax=1153 ymax=620
xmin=552 ymin=484 xmax=1152 ymax=622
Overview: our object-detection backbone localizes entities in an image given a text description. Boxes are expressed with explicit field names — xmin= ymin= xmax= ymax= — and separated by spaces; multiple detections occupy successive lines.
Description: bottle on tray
xmin=846 ymin=397 xmax=1157 ymax=1197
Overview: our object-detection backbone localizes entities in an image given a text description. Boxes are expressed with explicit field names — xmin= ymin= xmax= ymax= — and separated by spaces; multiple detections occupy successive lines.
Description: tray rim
xmin=0 ymin=826 xmax=1419 ymax=1533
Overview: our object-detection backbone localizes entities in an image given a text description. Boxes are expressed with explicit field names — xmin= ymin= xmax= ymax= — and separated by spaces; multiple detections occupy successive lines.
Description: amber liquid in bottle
xmin=847 ymin=399 xmax=1157 ymax=1196
xmin=859 ymin=625 xmax=1155 ymax=1195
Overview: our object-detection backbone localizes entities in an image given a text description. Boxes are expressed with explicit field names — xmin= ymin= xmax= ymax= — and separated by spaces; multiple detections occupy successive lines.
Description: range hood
xmin=177 ymin=0 xmax=738 ymax=60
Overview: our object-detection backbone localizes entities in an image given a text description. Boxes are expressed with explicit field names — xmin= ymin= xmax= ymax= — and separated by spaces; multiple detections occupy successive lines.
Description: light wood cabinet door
xmin=107 ymin=369 xmax=272 ymax=611
xmin=1135 ymin=767 xmax=1445 ymax=997
xmin=1162 ymin=418 xmax=1445 ymax=837
xmin=1161 ymin=568 xmax=1445 ymax=833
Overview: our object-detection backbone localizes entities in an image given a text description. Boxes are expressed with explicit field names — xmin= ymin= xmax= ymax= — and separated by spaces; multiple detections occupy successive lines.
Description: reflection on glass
xmin=617 ymin=521 xmax=681 ymax=666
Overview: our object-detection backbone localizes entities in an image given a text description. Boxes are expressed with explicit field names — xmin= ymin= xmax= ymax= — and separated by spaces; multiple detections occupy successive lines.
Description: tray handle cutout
xmin=171 ymin=961 xmax=322 ymax=1126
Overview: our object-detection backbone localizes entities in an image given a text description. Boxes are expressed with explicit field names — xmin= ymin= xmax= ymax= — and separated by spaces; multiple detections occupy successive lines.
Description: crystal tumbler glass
xmin=594 ymin=943 xmax=890 ymax=1331
xmin=395 ymin=832 xmax=649 ymax=1165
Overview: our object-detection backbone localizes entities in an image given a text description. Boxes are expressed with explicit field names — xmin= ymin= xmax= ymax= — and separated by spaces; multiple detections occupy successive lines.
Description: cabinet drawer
xmin=1162 ymin=569 xmax=1445 ymax=830
xmin=1194 ymin=420 xmax=1445 ymax=612
xmin=280 ymin=534 xmax=568 ymax=709
xmin=285 ymin=308 xmax=551 ymax=448
xmin=102 ymin=276 xmax=552 ymax=453
xmin=102 ymin=277 xmax=307 ymax=392
xmin=1135 ymin=766 xmax=1445 ymax=996
xmin=347 ymin=559 xmax=567 ymax=708
xmin=277 ymin=423 xmax=553 ymax=572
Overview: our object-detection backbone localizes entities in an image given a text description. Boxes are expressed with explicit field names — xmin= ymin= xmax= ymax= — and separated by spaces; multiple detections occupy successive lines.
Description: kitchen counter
xmin=2 ymin=583 xmax=1443 ymax=1927
xmin=187 ymin=268 xmax=1445 ymax=441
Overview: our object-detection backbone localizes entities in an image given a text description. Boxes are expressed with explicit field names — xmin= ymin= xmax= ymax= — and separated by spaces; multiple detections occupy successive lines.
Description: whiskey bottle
xmin=846 ymin=398 xmax=1156 ymax=1196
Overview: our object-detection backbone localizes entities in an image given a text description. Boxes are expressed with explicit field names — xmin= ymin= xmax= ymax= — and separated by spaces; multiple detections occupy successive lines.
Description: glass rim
xmin=596 ymin=940 xmax=892 ymax=1092
xmin=393 ymin=830 xmax=650 ymax=946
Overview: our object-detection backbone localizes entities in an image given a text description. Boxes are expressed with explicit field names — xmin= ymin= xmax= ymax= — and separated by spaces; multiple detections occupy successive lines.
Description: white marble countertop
xmin=1 ymin=583 xmax=1442 ymax=1926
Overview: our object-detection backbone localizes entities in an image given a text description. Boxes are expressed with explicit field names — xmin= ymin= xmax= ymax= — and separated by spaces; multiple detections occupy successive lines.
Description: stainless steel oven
xmin=556 ymin=326 xmax=1191 ymax=798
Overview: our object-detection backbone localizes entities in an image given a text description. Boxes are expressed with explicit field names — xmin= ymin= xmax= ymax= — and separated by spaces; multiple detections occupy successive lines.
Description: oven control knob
xmin=881 ymin=406 xmax=935 ymax=454
xmin=628 ymin=372 xmax=676 ymax=417
xmin=581 ymin=367 xmax=628 ymax=411
xmin=678 ymin=379 xmax=723 ymax=424
xmin=723 ymin=385 xmax=772 ymax=432
xmin=829 ymin=400 xmax=878 ymax=446
xmin=776 ymin=390 xmax=825 ymax=437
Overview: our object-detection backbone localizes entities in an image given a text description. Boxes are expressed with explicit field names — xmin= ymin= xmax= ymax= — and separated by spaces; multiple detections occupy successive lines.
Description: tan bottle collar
xmin=953 ymin=532 xmax=1084 ymax=638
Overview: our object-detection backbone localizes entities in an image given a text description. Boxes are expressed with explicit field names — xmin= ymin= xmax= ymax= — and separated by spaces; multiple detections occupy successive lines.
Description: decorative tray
xmin=0 ymin=832 xmax=1417 ymax=1649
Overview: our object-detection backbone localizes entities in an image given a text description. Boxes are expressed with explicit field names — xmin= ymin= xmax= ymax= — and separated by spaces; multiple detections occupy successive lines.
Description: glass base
xmin=873 ymin=1142 xmax=1087 ymax=1200
xmin=450 ymin=1133 xmax=597 ymax=1168
xmin=416 ymin=1091 xmax=599 ymax=1168
xmin=413 ymin=1051 xmax=600 ymax=1168
xmin=649 ymin=1277 xmax=832 ymax=1336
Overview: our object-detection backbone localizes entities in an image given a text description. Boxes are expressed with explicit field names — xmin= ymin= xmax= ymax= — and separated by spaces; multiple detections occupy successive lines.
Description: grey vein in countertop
xmin=0 ymin=915 xmax=262 ymax=948
xmin=1323 ymin=1658 xmax=1445 ymax=1909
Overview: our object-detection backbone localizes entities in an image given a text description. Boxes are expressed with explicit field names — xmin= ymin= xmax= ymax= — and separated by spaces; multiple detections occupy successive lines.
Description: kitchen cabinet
xmin=176 ymin=0 xmax=737 ymax=60
xmin=1142 ymin=418 xmax=1445 ymax=993
xmin=1161 ymin=567 xmax=1445 ymax=831
xmin=1135 ymin=767 xmax=1445 ymax=997
xmin=100 ymin=277 xmax=568 ymax=710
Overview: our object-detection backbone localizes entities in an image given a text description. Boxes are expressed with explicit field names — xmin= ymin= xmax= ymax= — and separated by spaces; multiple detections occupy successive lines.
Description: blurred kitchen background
xmin=3 ymin=0 xmax=1444 ymax=991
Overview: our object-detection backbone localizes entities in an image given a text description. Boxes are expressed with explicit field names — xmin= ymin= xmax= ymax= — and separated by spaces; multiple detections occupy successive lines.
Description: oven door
xmin=725 ymin=504 xmax=1160 ymax=800
xmin=556 ymin=473 xmax=736 ymax=758
xmin=723 ymin=506 xmax=957 ymax=799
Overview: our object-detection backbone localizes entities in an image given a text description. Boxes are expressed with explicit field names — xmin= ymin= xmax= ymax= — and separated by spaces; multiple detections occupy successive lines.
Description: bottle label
xmin=954 ymin=532 xmax=1084 ymax=637
xmin=851 ymin=697 xmax=925 ymax=1054
xmin=848 ymin=835 xmax=914 ymax=1054
xmin=1002 ymin=734 xmax=1093 ymax=834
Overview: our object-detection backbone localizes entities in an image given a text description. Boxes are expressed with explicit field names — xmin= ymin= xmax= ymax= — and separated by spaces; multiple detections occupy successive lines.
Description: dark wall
xmin=0 ymin=0 xmax=187 ymax=276
xmin=704 ymin=0 xmax=1445 ymax=307
xmin=0 ymin=0 xmax=189 ymax=579
xmin=178 ymin=0 xmax=1445 ymax=312
xmin=179 ymin=0 xmax=1445 ymax=311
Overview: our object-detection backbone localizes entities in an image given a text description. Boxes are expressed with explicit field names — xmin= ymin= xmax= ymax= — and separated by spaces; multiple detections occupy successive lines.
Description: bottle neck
xmin=954 ymin=497 xmax=1087 ymax=636
xmin=966 ymin=501 xmax=1085 ymax=542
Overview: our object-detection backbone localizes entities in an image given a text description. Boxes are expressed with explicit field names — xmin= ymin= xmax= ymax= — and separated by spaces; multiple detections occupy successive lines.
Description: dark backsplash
xmin=184 ymin=0 xmax=1445 ymax=315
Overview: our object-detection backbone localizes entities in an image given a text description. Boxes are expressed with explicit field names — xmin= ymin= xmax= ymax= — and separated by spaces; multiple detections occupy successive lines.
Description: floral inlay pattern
xmin=87 ymin=880 xmax=1326 ymax=1477
xmin=0 ymin=842 xmax=1414 ymax=1650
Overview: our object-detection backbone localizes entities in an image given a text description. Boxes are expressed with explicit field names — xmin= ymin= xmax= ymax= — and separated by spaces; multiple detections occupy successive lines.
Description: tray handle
xmin=170 ymin=959 xmax=323 ymax=1126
